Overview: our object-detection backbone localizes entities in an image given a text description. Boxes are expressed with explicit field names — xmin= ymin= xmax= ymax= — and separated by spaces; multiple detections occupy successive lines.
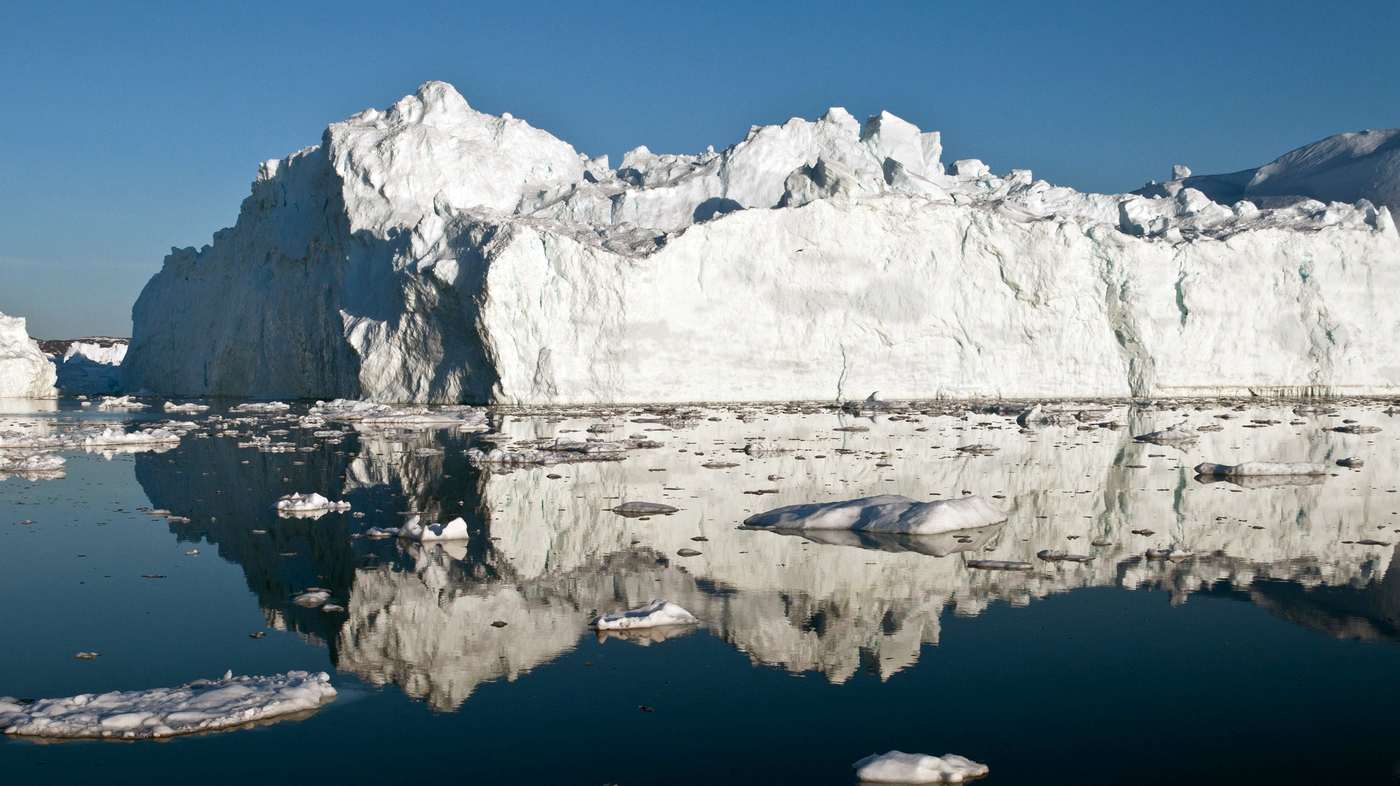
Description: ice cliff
xmin=0 ymin=312 xmax=57 ymax=399
xmin=125 ymin=82 xmax=1400 ymax=404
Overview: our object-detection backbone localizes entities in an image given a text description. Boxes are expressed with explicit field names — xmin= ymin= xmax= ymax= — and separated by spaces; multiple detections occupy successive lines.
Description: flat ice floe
xmin=743 ymin=495 xmax=1007 ymax=535
xmin=853 ymin=750 xmax=989 ymax=783
xmin=1194 ymin=460 xmax=1328 ymax=476
xmin=0 ymin=453 xmax=65 ymax=472
xmin=591 ymin=600 xmax=698 ymax=630
xmin=0 ymin=670 xmax=336 ymax=740
xmin=309 ymin=399 xmax=488 ymax=429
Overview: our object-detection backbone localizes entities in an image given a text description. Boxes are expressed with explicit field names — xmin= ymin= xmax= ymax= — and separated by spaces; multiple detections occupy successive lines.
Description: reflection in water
xmin=134 ymin=401 xmax=1400 ymax=711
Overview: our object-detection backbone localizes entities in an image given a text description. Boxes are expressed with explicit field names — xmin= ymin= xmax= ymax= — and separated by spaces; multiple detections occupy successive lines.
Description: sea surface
xmin=3 ymin=397 xmax=1400 ymax=784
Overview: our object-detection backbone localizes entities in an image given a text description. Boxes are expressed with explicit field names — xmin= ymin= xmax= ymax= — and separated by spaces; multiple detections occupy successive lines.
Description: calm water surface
xmin=3 ymin=398 xmax=1400 ymax=784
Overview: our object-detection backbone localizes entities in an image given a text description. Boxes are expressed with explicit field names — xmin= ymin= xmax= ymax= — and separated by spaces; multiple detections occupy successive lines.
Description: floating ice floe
xmin=398 ymin=515 xmax=469 ymax=541
xmin=276 ymin=493 xmax=352 ymax=517
xmin=744 ymin=441 xmax=789 ymax=455
xmin=591 ymin=600 xmax=698 ymax=630
xmin=96 ymin=395 xmax=148 ymax=410
xmin=611 ymin=501 xmax=679 ymax=517
xmin=83 ymin=427 xmax=181 ymax=448
xmin=966 ymin=560 xmax=1033 ymax=571
xmin=1146 ymin=548 xmax=1195 ymax=561
xmin=1331 ymin=424 xmax=1381 ymax=434
xmin=231 ymin=401 xmax=291 ymax=413
xmin=1194 ymin=461 xmax=1328 ymax=477
xmin=292 ymin=589 xmax=331 ymax=607
xmin=0 ymin=430 xmax=82 ymax=451
xmin=0 ymin=453 xmax=65 ymax=472
xmin=309 ymin=399 xmax=488 ymax=429
xmin=1134 ymin=421 xmax=1199 ymax=443
xmin=743 ymin=495 xmax=1007 ymax=535
xmin=0 ymin=311 xmax=57 ymax=399
xmin=163 ymin=401 xmax=209 ymax=413
xmin=852 ymin=750 xmax=989 ymax=783
xmin=1036 ymin=550 xmax=1094 ymax=563
xmin=466 ymin=437 xmax=661 ymax=467
xmin=0 ymin=670 xmax=336 ymax=740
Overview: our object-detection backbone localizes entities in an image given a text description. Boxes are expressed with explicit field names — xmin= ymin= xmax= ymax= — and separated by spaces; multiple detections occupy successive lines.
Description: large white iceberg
xmin=743 ymin=495 xmax=1007 ymax=535
xmin=591 ymin=599 xmax=698 ymax=630
xmin=0 ymin=671 xmax=336 ymax=740
xmin=124 ymin=81 xmax=1400 ymax=404
xmin=0 ymin=312 xmax=57 ymax=399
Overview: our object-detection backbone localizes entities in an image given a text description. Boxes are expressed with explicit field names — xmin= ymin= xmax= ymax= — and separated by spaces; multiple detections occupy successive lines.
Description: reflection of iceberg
xmin=136 ymin=402 xmax=1400 ymax=705
xmin=594 ymin=624 xmax=697 ymax=645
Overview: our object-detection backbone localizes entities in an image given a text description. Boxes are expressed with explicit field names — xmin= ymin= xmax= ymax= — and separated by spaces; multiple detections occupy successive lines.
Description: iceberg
xmin=122 ymin=82 xmax=1400 ymax=404
xmin=852 ymin=751 xmax=989 ymax=783
xmin=0 ymin=671 xmax=336 ymax=740
xmin=51 ymin=340 xmax=126 ymax=395
xmin=743 ymin=495 xmax=1007 ymax=535
xmin=591 ymin=599 xmax=698 ymax=631
xmin=0 ymin=312 xmax=57 ymax=399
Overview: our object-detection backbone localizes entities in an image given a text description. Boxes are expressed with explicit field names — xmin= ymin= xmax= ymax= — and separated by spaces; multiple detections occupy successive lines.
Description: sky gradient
xmin=3 ymin=0 xmax=1398 ymax=338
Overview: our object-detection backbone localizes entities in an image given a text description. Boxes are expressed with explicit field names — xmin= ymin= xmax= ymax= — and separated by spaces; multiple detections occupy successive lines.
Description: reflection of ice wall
xmin=125 ymin=81 xmax=1400 ymax=404
xmin=328 ymin=405 xmax=1400 ymax=700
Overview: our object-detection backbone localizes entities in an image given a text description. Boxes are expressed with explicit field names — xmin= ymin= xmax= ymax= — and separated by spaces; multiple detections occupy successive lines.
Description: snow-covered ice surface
xmin=0 ymin=671 xmax=336 ymax=740
xmin=124 ymin=81 xmax=1400 ymax=404
xmin=0 ymin=312 xmax=57 ymax=399
xmin=852 ymin=751 xmax=989 ymax=783
xmin=591 ymin=600 xmax=698 ymax=630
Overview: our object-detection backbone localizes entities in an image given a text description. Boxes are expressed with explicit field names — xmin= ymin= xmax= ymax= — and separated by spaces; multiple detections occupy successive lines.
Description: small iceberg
xmin=966 ymin=559 xmax=1033 ymax=571
xmin=275 ymin=493 xmax=351 ymax=517
xmin=743 ymin=495 xmax=1006 ymax=535
xmin=399 ymin=515 xmax=469 ymax=541
xmin=1194 ymin=461 xmax=1327 ymax=477
xmin=853 ymin=750 xmax=989 ymax=783
xmin=0 ymin=671 xmax=336 ymax=740
xmin=591 ymin=599 xmax=698 ymax=631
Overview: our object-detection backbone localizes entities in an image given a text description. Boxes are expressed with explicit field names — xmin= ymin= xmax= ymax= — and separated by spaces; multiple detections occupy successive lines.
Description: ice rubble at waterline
xmin=214 ymin=403 xmax=1400 ymax=709
xmin=0 ymin=671 xmax=336 ymax=740
xmin=123 ymin=81 xmax=1400 ymax=404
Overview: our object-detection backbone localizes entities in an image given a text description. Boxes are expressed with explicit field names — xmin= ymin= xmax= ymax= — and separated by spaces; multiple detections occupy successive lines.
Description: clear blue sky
xmin=2 ymin=0 xmax=1397 ymax=338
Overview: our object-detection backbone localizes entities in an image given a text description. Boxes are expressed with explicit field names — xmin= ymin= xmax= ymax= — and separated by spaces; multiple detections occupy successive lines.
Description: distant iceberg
xmin=124 ymin=82 xmax=1400 ymax=403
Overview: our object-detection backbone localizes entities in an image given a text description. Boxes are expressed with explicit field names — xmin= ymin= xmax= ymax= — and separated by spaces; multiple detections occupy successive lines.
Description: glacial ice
xmin=82 ymin=427 xmax=182 ymax=448
xmin=0 ymin=671 xmax=336 ymax=740
xmin=0 ymin=312 xmax=57 ymax=399
xmin=852 ymin=750 xmax=989 ymax=783
xmin=591 ymin=600 xmax=698 ymax=630
xmin=743 ymin=495 xmax=1007 ymax=535
xmin=123 ymin=81 xmax=1400 ymax=404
